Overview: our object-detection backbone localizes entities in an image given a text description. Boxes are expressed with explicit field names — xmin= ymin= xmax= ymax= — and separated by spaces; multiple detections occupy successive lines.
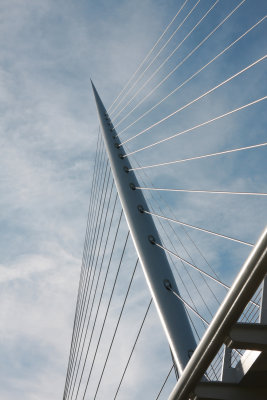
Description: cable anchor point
xmin=148 ymin=235 xmax=156 ymax=245
xmin=163 ymin=279 xmax=172 ymax=291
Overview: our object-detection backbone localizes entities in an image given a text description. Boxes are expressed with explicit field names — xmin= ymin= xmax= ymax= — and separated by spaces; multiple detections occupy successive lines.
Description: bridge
xmin=63 ymin=1 xmax=267 ymax=399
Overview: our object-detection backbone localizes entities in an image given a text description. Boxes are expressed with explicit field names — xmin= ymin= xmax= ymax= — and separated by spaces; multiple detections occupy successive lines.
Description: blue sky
xmin=0 ymin=0 xmax=266 ymax=399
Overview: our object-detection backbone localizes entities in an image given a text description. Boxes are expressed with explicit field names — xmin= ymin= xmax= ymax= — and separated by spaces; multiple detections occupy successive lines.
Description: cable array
xmin=113 ymin=0 xmax=251 ymax=130
xmin=108 ymin=0 xmax=190 ymax=115
xmin=122 ymin=97 xmax=267 ymax=157
xmin=64 ymin=1 xmax=267 ymax=398
xmin=116 ymin=16 xmax=266 ymax=137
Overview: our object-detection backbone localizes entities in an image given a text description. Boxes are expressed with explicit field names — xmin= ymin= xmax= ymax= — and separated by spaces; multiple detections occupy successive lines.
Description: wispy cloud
xmin=0 ymin=0 xmax=177 ymax=398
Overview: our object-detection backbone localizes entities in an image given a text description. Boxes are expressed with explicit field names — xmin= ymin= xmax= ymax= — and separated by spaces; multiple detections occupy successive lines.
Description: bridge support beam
xmin=193 ymin=382 xmax=267 ymax=400
xmin=91 ymin=82 xmax=197 ymax=375
xmin=168 ymin=227 xmax=267 ymax=400
xmin=225 ymin=323 xmax=267 ymax=351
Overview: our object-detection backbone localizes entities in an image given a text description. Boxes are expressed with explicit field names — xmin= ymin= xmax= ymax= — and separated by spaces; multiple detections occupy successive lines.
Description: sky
xmin=0 ymin=0 xmax=266 ymax=399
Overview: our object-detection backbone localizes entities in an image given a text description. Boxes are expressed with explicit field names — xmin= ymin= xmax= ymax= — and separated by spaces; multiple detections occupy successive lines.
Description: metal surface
xmin=260 ymin=275 xmax=267 ymax=323
xmin=91 ymin=82 xmax=197 ymax=374
xmin=194 ymin=382 xmax=267 ymax=400
xmin=226 ymin=323 xmax=267 ymax=351
xmin=221 ymin=347 xmax=236 ymax=383
xmin=168 ymin=227 xmax=267 ymax=400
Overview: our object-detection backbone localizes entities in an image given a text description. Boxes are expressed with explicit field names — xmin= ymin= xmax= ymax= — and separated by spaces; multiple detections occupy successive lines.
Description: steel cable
xmin=69 ymin=193 xmax=119 ymax=399
xmin=67 ymin=179 xmax=114 ymax=400
xmin=73 ymin=145 xmax=107 ymax=340
xmin=73 ymin=210 xmax=124 ymax=400
xmin=170 ymin=287 xmax=210 ymax=325
xmin=154 ymin=241 xmax=260 ymax=309
xmin=135 ymin=187 xmax=267 ymax=196
xmin=66 ymin=162 xmax=111 ymax=399
xmin=81 ymin=231 xmax=131 ymax=400
xmin=129 ymin=148 xmax=223 ymax=305
xmin=117 ymin=16 xmax=266 ymax=138
xmin=123 ymin=99 xmax=267 ymax=157
xmin=112 ymin=0 xmax=202 ymax=121
xmin=113 ymin=298 xmax=153 ymax=400
xmin=145 ymin=210 xmax=254 ymax=246
xmin=93 ymin=258 xmax=139 ymax=400
xmin=65 ymin=135 xmax=105 ymax=397
xmin=119 ymin=55 xmax=266 ymax=145
xmin=155 ymin=365 xmax=174 ymax=400
xmin=127 ymin=147 xmax=221 ymax=335
xmin=108 ymin=0 xmax=190 ymax=114
xmin=114 ymin=0 xmax=247 ymax=128
xmin=114 ymin=0 xmax=219 ymax=127
xmin=64 ymin=132 xmax=101 ymax=399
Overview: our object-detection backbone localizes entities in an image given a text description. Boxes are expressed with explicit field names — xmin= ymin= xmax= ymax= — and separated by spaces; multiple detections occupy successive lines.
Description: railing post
xmin=92 ymin=81 xmax=197 ymax=375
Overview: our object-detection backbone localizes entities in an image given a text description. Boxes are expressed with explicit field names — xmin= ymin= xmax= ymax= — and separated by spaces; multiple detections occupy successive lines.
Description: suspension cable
xmin=109 ymin=0 xmax=190 ymax=115
xmin=93 ymin=258 xmax=139 ymax=399
xmin=65 ymin=143 xmax=108 ymax=397
xmin=119 ymin=55 xmax=266 ymax=144
xmin=66 ymin=176 xmax=112 ymax=399
xmin=123 ymin=97 xmax=267 ymax=157
xmin=78 ymin=130 xmax=102 ymax=302
xmin=67 ymin=183 xmax=116 ymax=400
xmin=155 ymin=365 xmax=174 ymax=400
xmin=112 ymin=0 xmax=201 ymax=121
xmin=72 ymin=210 xmax=124 ymax=400
xmin=66 ymin=165 xmax=111 ymax=397
xmin=73 ymin=135 xmax=104 ymax=331
xmin=130 ymin=141 xmax=267 ymax=170
xmin=73 ymin=155 xmax=109 ymax=343
xmin=63 ymin=131 xmax=101 ymax=399
xmin=81 ymin=232 xmax=131 ymax=400
xmin=82 ymin=138 xmax=106 ymax=274
xmin=70 ymin=194 xmax=119 ymax=396
xmin=154 ymin=211 xmax=216 ymax=320
xmin=129 ymin=146 xmax=223 ymax=290
xmin=135 ymin=186 xmax=267 ymax=196
xmin=148 ymin=194 xmax=213 ymax=328
xmin=117 ymin=16 xmax=266 ymax=138
xmin=82 ymin=135 xmax=104 ymax=273
xmin=113 ymin=298 xmax=153 ymax=400
xmin=114 ymin=0 xmax=219 ymax=127
xmin=170 ymin=287 xmax=210 ymax=325
xmin=146 ymin=210 xmax=254 ymax=246
xmin=114 ymin=0 xmax=247 ymax=130
xmin=155 ymin=241 xmax=230 ymax=290
xmin=121 ymin=24 xmax=266 ymax=140
xmin=155 ymin=241 xmax=260 ymax=309
xmin=129 ymin=146 xmax=222 ymax=323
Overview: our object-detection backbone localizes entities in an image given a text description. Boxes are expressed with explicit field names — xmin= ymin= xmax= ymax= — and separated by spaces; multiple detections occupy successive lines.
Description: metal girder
xmin=91 ymin=82 xmax=197 ymax=375
xmin=193 ymin=382 xmax=267 ymax=400
xmin=225 ymin=323 xmax=267 ymax=351
xmin=221 ymin=347 xmax=266 ymax=385
xmin=168 ymin=227 xmax=267 ymax=400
